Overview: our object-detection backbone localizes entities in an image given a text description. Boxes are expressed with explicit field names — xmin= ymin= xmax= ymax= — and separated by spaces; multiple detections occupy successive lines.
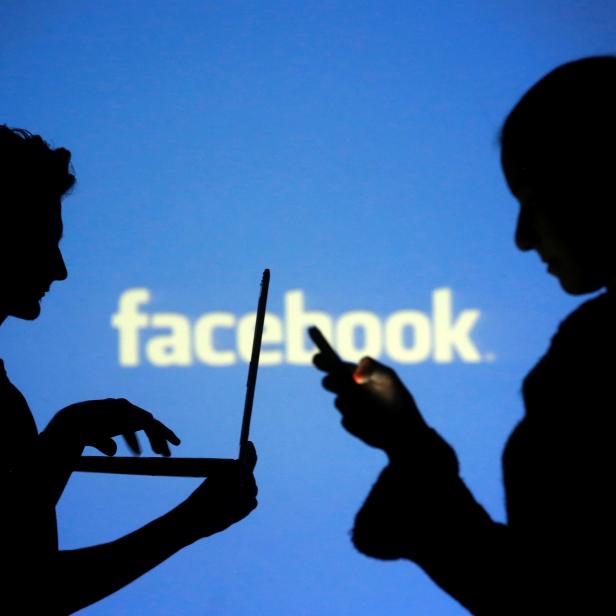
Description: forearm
xmin=15 ymin=429 xmax=84 ymax=507
xmin=54 ymin=503 xmax=198 ymax=614
xmin=12 ymin=459 xmax=256 ymax=615
xmin=4 ymin=436 xmax=82 ymax=529
xmin=360 ymin=430 xmax=528 ymax=615
xmin=393 ymin=469 xmax=516 ymax=614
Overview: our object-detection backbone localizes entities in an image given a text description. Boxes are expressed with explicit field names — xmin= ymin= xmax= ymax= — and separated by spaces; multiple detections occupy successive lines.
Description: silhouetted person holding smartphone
xmin=0 ymin=125 xmax=258 ymax=614
xmin=313 ymin=56 xmax=616 ymax=614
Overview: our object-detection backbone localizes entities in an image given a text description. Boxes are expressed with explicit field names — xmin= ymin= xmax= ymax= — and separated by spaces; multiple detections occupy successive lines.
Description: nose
xmin=53 ymin=246 xmax=68 ymax=281
xmin=514 ymin=205 xmax=536 ymax=252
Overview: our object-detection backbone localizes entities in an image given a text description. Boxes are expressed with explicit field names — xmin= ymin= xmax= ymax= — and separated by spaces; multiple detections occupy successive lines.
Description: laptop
xmin=75 ymin=269 xmax=270 ymax=477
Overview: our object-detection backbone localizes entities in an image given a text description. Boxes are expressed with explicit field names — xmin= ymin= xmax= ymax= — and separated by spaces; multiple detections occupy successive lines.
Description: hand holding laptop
xmin=176 ymin=441 xmax=258 ymax=541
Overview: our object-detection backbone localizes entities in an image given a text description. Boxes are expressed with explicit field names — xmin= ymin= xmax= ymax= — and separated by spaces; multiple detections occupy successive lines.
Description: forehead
xmin=500 ymin=150 xmax=531 ymax=197
xmin=500 ymin=146 xmax=561 ymax=201
xmin=24 ymin=195 xmax=64 ymax=239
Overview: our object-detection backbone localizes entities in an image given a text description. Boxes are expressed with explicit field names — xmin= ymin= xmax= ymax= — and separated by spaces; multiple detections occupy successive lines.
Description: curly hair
xmin=0 ymin=125 xmax=76 ymax=216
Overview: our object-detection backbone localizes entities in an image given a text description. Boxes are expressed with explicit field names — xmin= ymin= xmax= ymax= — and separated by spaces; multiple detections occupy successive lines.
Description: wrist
xmin=170 ymin=497 xmax=222 ymax=544
xmin=39 ymin=422 xmax=85 ymax=460
xmin=159 ymin=503 xmax=205 ymax=546
xmin=385 ymin=425 xmax=459 ymax=474
xmin=383 ymin=419 xmax=430 ymax=463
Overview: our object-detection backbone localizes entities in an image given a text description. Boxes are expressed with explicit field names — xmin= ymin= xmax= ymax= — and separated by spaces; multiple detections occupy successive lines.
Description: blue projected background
xmin=1 ymin=2 xmax=613 ymax=614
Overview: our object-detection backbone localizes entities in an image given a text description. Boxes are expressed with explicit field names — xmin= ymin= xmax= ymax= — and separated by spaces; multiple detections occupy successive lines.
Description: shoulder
xmin=0 ymin=358 xmax=12 ymax=391
xmin=522 ymin=291 xmax=613 ymax=416
xmin=558 ymin=290 xmax=613 ymax=330
xmin=552 ymin=291 xmax=615 ymax=351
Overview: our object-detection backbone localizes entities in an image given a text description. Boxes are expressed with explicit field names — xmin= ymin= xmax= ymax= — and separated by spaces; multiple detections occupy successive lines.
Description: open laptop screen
xmin=75 ymin=269 xmax=270 ymax=477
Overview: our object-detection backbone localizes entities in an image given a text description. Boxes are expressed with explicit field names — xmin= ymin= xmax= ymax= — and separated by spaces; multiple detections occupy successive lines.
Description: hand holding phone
xmin=309 ymin=326 xmax=366 ymax=384
xmin=308 ymin=326 xmax=345 ymax=372
xmin=310 ymin=325 xmax=427 ymax=453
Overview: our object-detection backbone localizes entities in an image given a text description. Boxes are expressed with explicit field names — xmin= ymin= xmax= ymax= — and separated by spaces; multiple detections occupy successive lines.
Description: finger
xmin=158 ymin=422 xmax=181 ymax=446
xmin=123 ymin=432 xmax=141 ymax=455
xmin=145 ymin=420 xmax=173 ymax=457
xmin=335 ymin=395 xmax=356 ymax=416
xmin=133 ymin=407 xmax=181 ymax=445
xmin=92 ymin=438 xmax=117 ymax=456
xmin=353 ymin=357 xmax=399 ymax=387
xmin=134 ymin=409 xmax=180 ymax=447
xmin=322 ymin=374 xmax=342 ymax=392
xmin=231 ymin=493 xmax=259 ymax=519
xmin=117 ymin=400 xmax=179 ymax=455
xmin=308 ymin=327 xmax=342 ymax=367
xmin=341 ymin=416 xmax=355 ymax=435
xmin=353 ymin=357 xmax=408 ymax=406
xmin=236 ymin=461 xmax=258 ymax=495
xmin=240 ymin=441 xmax=257 ymax=471
xmin=312 ymin=352 xmax=327 ymax=371
xmin=158 ymin=419 xmax=179 ymax=455
xmin=314 ymin=353 xmax=356 ymax=376
xmin=341 ymin=415 xmax=371 ymax=440
xmin=138 ymin=414 xmax=181 ymax=455
xmin=242 ymin=479 xmax=258 ymax=501
xmin=313 ymin=352 xmax=338 ymax=372
xmin=334 ymin=394 xmax=360 ymax=417
xmin=352 ymin=356 xmax=381 ymax=384
xmin=322 ymin=372 xmax=357 ymax=393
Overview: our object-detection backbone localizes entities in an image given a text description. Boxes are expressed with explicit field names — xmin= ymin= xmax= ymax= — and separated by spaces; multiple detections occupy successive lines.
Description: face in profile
xmin=500 ymin=56 xmax=616 ymax=296
xmin=0 ymin=195 xmax=68 ymax=320
xmin=503 ymin=156 xmax=616 ymax=295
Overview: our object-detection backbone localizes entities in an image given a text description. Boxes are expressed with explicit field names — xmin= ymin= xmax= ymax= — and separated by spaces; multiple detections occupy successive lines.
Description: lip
xmin=538 ymin=253 xmax=556 ymax=273
xmin=539 ymin=253 xmax=554 ymax=266
xmin=546 ymin=259 xmax=560 ymax=274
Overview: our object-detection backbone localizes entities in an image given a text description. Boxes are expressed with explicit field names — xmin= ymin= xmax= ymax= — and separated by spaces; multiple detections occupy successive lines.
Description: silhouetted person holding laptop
xmin=314 ymin=56 xmax=616 ymax=614
xmin=0 ymin=125 xmax=258 ymax=614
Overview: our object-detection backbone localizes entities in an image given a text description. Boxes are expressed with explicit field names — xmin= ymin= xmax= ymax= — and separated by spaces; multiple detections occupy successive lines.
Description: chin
xmin=10 ymin=300 xmax=42 ymax=320
xmin=558 ymin=275 xmax=605 ymax=296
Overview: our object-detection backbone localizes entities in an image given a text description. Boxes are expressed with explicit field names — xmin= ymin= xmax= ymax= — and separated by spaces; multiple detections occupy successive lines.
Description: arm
xmin=4 ymin=399 xmax=255 ymax=614
xmin=355 ymin=434 xmax=522 ymax=615
xmin=22 ymin=425 xmax=84 ymax=508
xmin=313 ymin=354 xmax=533 ymax=615
xmin=31 ymin=398 xmax=181 ymax=506
xmin=52 ymin=443 xmax=258 ymax=614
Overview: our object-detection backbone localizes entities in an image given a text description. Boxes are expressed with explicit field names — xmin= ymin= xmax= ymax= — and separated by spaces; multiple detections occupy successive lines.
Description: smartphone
xmin=308 ymin=326 xmax=344 ymax=370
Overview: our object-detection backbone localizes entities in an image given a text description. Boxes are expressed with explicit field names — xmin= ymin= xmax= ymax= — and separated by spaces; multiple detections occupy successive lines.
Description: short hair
xmin=500 ymin=56 xmax=616 ymax=187
xmin=0 ymin=125 xmax=75 ymax=220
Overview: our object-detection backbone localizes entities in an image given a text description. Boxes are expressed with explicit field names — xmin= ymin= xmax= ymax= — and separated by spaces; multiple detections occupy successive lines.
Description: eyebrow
xmin=55 ymin=221 xmax=64 ymax=242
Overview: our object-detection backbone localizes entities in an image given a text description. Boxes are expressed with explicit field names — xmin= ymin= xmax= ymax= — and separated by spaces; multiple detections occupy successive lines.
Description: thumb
xmin=240 ymin=441 xmax=257 ymax=471
xmin=353 ymin=357 xmax=405 ymax=406
xmin=92 ymin=438 xmax=118 ymax=456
